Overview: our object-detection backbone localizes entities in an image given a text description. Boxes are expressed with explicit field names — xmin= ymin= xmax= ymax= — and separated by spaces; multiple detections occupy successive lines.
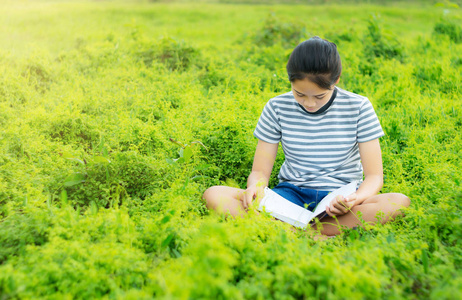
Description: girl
xmin=203 ymin=36 xmax=410 ymax=236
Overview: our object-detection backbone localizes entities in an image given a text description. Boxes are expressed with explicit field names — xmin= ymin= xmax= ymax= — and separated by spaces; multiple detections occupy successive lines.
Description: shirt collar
xmin=298 ymin=87 xmax=337 ymax=115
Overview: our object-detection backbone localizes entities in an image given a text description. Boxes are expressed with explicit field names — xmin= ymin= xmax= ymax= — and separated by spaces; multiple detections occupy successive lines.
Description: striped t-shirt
xmin=254 ymin=87 xmax=384 ymax=191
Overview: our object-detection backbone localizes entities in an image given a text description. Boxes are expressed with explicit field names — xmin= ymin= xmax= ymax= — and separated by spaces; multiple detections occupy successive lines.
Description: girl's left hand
xmin=344 ymin=192 xmax=358 ymax=208
xmin=326 ymin=193 xmax=357 ymax=217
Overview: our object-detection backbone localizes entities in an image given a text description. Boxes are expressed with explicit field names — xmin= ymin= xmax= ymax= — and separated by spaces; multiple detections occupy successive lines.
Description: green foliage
xmin=0 ymin=208 xmax=52 ymax=264
xmin=201 ymin=120 xmax=255 ymax=187
xmin=325 ymin=27 xmax=358 ymax=45
xmin=434 ymin=0 xmax=460 ymax=9
xmin=242 ymin=13 xmax=308 ymax=72
xmin=46 ymin=115 xmax=100 ymax=148
xmin=434 ymin=18 xmax=462 ymax=43
xmin=0 ymin=1 xmax=461 ymax=299
xmin=363 ymin=15 xmax=405 ymax=62
xmin=61 ymin=151 xmax=168 ymax=208
xmin=22 ymin=61 xmax=53 ymax=93
xmin=135 ymin=36 xmax=201 ymax=70
xmin=0 ymin=239 xmax=149 ymax=299
xmin=252 ymin=12 xmax=308 ymax=47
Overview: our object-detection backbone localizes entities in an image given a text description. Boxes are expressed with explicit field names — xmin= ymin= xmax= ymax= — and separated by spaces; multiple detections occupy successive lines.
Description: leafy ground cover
xmin=0 ymin=0 xmax=461 ymax=299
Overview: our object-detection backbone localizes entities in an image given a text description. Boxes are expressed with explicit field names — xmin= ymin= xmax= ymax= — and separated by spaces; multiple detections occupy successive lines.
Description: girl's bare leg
xmin=204 ymin=188 xmax=410 ymax=236
xmin=312 ymin=193 xmax=411 ymax=236
xmin=203 ymin=186 xmax=246 ymax=217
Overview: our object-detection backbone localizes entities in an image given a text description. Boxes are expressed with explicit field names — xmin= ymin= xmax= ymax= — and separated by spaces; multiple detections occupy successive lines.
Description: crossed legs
xmin=203 ymin=186 xmax=410 ymax=236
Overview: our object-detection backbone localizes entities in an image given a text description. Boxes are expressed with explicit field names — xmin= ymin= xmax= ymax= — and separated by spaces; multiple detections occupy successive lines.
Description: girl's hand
xmin=242 ymin=182 xmax=265 ymax=210
xmin=326 ymin=193 xmax=357 ymax=217
xmin=344 ymin=192 xmax=358 ymax=208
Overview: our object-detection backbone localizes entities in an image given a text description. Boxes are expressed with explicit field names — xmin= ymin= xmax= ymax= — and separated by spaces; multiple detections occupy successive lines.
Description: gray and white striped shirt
xmin=254 ymin=87 xmax=384 ymax=191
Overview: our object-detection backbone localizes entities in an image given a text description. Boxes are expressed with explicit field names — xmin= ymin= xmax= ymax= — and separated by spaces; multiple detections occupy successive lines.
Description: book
xmin=257 ymin=181 xmax=358 ymax=228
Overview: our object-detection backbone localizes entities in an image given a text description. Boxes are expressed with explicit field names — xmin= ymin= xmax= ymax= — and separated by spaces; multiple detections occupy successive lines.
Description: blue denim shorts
xmin=272 ymin=181 xmax=329 ymax=212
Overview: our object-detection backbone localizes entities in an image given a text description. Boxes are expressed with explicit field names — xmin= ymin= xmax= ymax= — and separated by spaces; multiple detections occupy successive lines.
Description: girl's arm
xmin=327 ymin=138 xmax=383 ymax=216
xmin=242 ymin=139 xmax=279 ymax=209
xmin=350 ymin=138 xmax=384 ymax=204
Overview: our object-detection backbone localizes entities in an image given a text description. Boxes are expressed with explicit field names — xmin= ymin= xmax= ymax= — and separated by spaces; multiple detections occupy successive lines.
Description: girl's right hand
xmin=242 ymin=183 xmax=265 ymax=210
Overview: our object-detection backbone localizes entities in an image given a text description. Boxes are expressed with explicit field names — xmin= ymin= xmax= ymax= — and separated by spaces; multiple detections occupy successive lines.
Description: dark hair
xmin=286 ymin=36 xmax=342 ymax=90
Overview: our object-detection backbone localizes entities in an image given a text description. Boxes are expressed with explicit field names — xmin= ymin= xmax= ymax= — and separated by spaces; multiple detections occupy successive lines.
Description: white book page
xmin=258 ymin=188 xmax=313 ymax=228
xmin=311 ymin=181 xmax=358 ymax=218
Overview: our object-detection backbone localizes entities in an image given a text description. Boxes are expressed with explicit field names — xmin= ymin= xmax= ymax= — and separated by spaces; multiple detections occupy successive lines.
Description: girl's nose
xmin=304 ymin=99 xmax=316 ymax=107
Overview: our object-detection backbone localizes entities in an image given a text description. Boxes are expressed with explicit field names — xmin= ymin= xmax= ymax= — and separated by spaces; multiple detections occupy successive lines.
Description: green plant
xmin=200 ymin=122 xmax=255 ymax=187
xmin=434 ymin=19 xmax=462 ymax=43
xmin=167 ymin=138 xmax=210 ymax=191
xmin=136 ymin=36 xmax=200 ymax=70
xmin=252 ymin=12 xmax=308 ymax=47
xmin=363 ymin=15 xmax=404 ymax=61
xmin=0 ymin=208 xmax=52 ymax=264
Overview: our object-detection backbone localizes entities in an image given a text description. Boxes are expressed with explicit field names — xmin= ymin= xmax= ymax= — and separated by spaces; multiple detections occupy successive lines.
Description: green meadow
xmin=0 ymin=0 xmax=461 ymax=298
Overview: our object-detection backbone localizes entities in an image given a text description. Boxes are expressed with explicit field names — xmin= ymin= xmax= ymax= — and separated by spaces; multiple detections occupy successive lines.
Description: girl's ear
xmin=335 ymin=76 xmax=340 ymax=85
xmin=330 ymin=77 xmax=340 ymax=90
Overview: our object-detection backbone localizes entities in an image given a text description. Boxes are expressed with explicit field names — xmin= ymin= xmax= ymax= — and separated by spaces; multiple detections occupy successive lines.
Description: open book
xmin=257 ymin=181 xmax=358 ymax=228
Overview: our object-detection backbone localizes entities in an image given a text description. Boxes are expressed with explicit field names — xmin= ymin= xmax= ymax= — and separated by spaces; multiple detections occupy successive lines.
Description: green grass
xmin=0 ymin=1 xmax=461 ymax=299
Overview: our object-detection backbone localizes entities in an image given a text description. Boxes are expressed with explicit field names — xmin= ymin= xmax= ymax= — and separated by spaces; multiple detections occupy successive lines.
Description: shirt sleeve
xmin=253 ymin=99 xmax=281 ymax=144
xmin=357 ymin=98 xmax=385 ymax=143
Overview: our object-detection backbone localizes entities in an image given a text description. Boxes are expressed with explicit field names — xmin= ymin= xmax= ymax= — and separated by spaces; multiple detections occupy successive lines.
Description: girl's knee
xmin=373 ymin=193 xmax=410 ymax=208
xmin=400 ymin=194 xmax=411 ymax=208
xmin=391 ymin=193 xmax=411 ymax=208
xmin=202 ymin=186 xmax=245 ymax=216
xmin=202 ymin=186 xmax=220 ymax=207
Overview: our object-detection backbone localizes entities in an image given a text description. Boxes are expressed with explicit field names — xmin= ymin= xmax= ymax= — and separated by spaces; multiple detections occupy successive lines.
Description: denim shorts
xmin=272 ymin=181 xmax=329 ymax=212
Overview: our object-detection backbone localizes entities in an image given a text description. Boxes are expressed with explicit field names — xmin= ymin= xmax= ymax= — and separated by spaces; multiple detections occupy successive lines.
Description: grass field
xmin=0 ymin=0 xmax=461 ymax=299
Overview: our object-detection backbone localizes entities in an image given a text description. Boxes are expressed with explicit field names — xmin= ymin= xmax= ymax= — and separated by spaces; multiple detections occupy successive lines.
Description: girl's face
xmin=291 ymin=78 xmax=336 ymax=113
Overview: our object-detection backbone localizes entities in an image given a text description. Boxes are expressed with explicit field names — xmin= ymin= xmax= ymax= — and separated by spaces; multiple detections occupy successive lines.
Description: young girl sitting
xmin=203 ymin=36 xmax=410 ymax=236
